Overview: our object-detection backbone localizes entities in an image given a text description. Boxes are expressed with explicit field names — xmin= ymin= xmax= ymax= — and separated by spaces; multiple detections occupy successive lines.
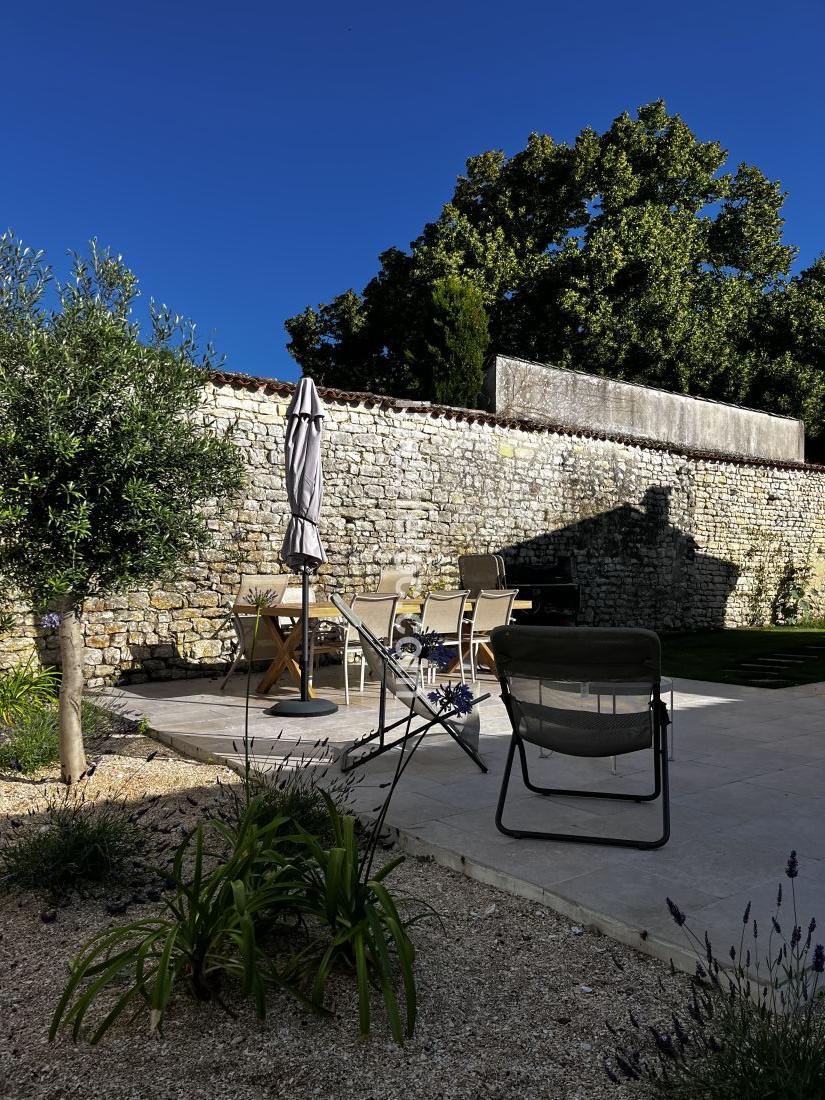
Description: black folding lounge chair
xmin=331 ymin=594 xmax=489 ymax=774
xmin=489 ymin=625 xmax=670 ymax=849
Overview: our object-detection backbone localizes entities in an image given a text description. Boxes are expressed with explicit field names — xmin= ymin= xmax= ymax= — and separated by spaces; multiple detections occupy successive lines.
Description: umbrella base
xmin=265 ymin=698 xmax=339 ymax=718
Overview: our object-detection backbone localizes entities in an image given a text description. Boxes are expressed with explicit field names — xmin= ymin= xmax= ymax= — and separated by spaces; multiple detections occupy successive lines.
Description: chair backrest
xmin=376 ymin=569 xmax=415 ymax=597
xmin=234 ymin=575 xmax=290 ymax=607
xmin=421 ymin=590 xmax=469 ymax=636
xmin=458 ymin=554 xmax=506 ymax=597
xmin=231 ymin=614 xmax=281 ymax=659
xmin=348 ymin=593 xmax=399 ymax=643
xmin=470 ymin=589 xmax=517 ymax=633
xmin=490 ymin=625 xmax=661 ymax=758
xmin=330 ymin=594 xmax=479 ymax=743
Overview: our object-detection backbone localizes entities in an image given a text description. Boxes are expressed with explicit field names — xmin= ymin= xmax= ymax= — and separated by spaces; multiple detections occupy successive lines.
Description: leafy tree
xmin=286 ymin=101 xmax=825 ymax=447
xmin=414 ymin=275 xmax=489 ymax=407
xmin=0 ymin=235 xmax=245 ymax=782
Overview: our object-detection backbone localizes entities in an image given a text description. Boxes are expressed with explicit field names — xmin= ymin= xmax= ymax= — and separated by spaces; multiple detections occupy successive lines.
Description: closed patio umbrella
xmin=267 ymin=376 xmax=338 ymax=717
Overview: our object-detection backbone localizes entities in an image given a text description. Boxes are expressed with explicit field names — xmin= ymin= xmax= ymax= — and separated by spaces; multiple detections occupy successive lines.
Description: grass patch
xmin=662 ymin=626 xmax=825 ymax=687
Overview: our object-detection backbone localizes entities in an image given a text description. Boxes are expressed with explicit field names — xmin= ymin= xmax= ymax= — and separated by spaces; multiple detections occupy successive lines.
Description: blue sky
xmin=4 ymin=0 xmax=822 ymax=381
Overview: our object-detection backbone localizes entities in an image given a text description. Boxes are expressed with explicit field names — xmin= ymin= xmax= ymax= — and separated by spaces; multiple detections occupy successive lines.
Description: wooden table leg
xmin=475 ymin=641 xmax=498 ymax=676
xmin=255 ymin=617 xmax=316 ymax=696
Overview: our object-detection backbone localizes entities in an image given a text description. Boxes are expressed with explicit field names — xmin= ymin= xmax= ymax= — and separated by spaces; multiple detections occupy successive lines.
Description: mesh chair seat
xmin=514 ymin=698 xmax=652 ymax=757
xmin=490 ymin=624 xmax=670 ymax=849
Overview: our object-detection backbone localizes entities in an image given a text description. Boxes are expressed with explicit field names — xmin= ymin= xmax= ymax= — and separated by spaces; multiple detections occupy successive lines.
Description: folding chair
xmin=490 ymin=624 xmax=670 ymax=849
xmin=220 ymin=575 xmax=290 ymax=690
xmin=377 ymin=568 xmax=415 ymax=597
xmin=458 ymin=553 xmax=506 ymax=597
xmin=330 ymin=594 xmax=489 ymax=775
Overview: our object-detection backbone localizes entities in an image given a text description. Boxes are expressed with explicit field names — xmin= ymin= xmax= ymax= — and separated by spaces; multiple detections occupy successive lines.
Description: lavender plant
xmin=607 ymin=851 xmax=825 ymax=1097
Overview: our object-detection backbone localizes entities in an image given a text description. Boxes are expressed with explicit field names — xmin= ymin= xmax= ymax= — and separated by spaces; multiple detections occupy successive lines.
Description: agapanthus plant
xmin=391 ymin=625 xmax=455 ymax=671
xmin=428 ymin=681 xmax=474 ymax=716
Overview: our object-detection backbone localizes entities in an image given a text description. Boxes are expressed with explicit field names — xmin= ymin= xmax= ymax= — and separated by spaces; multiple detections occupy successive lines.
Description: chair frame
xmin=494 ymin=641 xmax=670 ymax=850
xmin=325 ymin=593 xmax=399 ymax=705
xmin=467 ymin=589 xmax=518 ymax=682
xmin=330 ymin=595 xmax=489 ymax=775
xmin=420 ymin=589 xmax=469 ymax=684
xmin=220 ymin=575 xmax=291 ymax=690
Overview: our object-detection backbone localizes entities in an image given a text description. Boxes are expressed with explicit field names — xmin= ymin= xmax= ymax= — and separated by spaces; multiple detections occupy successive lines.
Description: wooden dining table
xmin=234 ymin=597 xmax=532 ymax=699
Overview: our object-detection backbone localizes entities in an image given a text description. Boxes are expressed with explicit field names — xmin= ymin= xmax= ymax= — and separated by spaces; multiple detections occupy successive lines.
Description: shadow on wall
xmin=498 ymin=487 xmax=739 ymax=631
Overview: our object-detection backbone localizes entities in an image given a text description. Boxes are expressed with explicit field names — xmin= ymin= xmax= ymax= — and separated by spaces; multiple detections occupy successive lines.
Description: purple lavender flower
xmin=666 ymin=897 xmax=686 ymax=927
xmin=813 ymin=944 xmax=824 ymax=973
xmin=786 ymin=850 xmax=799 ymax=879
xmin=743 ymin=901 xmax=751 ymax=924
xmin=39 ymin=611 xmax=60 ymax=629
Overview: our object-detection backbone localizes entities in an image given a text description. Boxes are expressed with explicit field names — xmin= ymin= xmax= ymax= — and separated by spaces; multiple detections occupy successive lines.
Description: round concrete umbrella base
xmin=265 ymin=698 xmax=339 ymax=718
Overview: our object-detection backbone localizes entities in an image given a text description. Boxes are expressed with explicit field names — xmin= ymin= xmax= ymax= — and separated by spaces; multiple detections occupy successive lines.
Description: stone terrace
xmin=101 ymin=669 xmax=825 ymax=980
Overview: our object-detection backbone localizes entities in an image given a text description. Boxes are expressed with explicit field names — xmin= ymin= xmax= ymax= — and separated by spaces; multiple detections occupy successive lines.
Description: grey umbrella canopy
xmin=281 ymin=376 xmax=327 ymax=570
xmin=269 ymin=376 xmax=337 ymax=717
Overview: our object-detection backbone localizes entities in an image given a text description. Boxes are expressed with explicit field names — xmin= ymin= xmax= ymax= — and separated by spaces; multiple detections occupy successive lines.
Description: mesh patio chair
xmin=330 ymin=594 xmax=488 ymax=774
xmin=489 ymin=624 xmax=670 ymax=849
xmin=420 ymin=589 xmax=469 ymax=684
xmin=320 ymin=593 xmax=399 ymax=704
xmin=220 ymin=575 xmax=291 ymax=689
xmin=467 ymin=589 xmax=518 ymax=682
xmin=377 ymin=568 xmax=415 ymax=598
xmin=458 ymin=554 xmax=506 ymax=597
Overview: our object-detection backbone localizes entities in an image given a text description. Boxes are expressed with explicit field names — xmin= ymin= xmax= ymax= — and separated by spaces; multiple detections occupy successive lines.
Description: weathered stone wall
xmin=3 ymin=375 xmax=825 ymax=686
xmin=490 ymin=355 xmax=806 ymax=462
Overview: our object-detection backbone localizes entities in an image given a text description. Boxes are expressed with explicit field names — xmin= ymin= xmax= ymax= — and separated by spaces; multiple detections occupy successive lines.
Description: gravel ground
xmin=0 ymin=733 xmax=684 ymax=1100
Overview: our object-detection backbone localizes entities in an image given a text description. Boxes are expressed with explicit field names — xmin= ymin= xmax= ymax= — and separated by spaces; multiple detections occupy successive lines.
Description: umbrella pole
xmin=300 ymin=564 xmax=310 ymax=701
xmin=266 ymin=561 xmax=338 ymax=718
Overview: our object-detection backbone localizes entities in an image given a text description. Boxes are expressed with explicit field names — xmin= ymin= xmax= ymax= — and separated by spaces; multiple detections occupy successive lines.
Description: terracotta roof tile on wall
xmin=208 ymin=368 xmax=825 ymax=474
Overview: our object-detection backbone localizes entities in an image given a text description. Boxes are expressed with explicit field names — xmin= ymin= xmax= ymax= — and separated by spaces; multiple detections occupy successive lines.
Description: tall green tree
xmin=286 ymin=101 xmax=824 ymax=446
xmin=0 ymin=235 xmax=245 ymax=782
xmin=416 ymin=275 xmax=489 ymax=407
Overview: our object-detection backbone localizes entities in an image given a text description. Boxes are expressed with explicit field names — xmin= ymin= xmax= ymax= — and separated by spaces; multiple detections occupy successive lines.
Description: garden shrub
xmin=217 ymin=739 xmax=359 ymax=850
xmin=1 ymin=786 xmax=139 ymax=900
xmin=608 ymin=851 xmax=825 ymax=1098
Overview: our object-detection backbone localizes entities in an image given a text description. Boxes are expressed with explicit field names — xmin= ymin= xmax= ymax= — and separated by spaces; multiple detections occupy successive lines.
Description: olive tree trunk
xmin=58 ymin=599 xmax=87 ymax=783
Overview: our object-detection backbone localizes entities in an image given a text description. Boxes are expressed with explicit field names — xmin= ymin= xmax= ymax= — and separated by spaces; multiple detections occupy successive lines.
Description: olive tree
xmin=0 ymin=234 xmax=245 ymax=782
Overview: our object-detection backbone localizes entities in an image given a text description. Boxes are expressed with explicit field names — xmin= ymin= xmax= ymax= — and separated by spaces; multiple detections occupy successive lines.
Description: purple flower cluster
xmin=428 ymin=681 xmax=475 ymax=716
xmin=391 ymin=629 xmax=455 ymax=671
xmin=39 ymin=611 xmax=60 ymax=629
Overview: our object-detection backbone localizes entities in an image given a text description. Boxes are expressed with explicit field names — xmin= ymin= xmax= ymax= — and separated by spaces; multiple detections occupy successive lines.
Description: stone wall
xmin=3 ymin=373 xmax=825 ymax=686
xmin=489 ymin=355 xmax=806 ymax=463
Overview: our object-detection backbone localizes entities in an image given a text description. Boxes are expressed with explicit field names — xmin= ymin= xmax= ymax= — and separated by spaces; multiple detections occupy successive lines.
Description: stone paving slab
xmin=99 ymin=668 xmax=825 ymax=981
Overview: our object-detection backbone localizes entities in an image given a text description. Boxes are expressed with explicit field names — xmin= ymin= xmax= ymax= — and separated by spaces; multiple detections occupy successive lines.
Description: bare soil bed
xmin=0 ymin=732 xmax=681 ymax=1100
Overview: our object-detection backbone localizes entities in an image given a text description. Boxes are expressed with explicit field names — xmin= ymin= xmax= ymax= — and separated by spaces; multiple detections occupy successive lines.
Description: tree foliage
xmin=414 ymin=275 xmax=489 ymax=407
xmin=0 ymin=233 xmax=246 ymax=779
xmin=286 ymin=101 xmax=825 ymax=445
xmin=0 ymin=236 xmax=245 ymax=605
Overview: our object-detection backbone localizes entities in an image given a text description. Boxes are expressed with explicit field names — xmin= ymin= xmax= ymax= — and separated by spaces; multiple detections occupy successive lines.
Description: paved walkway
xmin=100 ymin=666 xmax=825 ymax=978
